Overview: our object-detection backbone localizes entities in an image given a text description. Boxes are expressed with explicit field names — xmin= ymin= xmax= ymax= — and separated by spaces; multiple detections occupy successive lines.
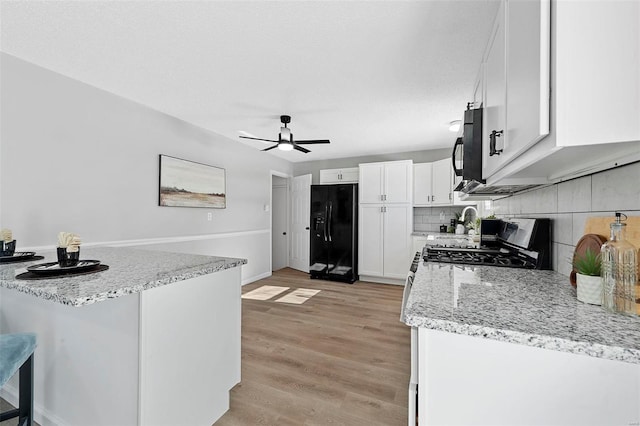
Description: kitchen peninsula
xmin=403 ymin=261 xmax=640 ymax=425
xmin=0 ymin=247 xmax=246 ymax=426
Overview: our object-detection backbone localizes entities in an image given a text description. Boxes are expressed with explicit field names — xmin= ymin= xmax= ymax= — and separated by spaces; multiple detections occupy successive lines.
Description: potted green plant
xmin=573 ymin=248 xmax=603 ymax=305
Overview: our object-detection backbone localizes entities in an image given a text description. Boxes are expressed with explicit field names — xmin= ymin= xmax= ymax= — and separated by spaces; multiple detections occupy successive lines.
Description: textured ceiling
xmin=0 ymin=0 xmax=500 ymax=162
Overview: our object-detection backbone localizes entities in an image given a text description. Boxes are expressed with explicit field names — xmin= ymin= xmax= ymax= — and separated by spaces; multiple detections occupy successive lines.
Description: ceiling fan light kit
xmin=278 ymin=142 xmax=294 ymax=151
xmin=239 ymin=114 xmax=330 ymax=154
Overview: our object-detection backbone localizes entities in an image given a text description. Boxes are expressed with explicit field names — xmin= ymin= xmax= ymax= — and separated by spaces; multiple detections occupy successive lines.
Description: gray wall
xmin=484 ymin=161 xmax=640 ymax=276
xmin=0 ymin=53 xmax=293 ymax=247
xmin=294 ymin=148 xmax=451 ymax=183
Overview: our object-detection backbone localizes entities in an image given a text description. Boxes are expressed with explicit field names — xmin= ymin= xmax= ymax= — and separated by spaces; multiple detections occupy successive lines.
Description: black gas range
xmin=423 ymin=218 xmax=551 ymax=270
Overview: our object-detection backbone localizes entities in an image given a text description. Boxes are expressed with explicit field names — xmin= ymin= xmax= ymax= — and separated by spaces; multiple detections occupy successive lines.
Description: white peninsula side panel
xmin=139 ymin=266 xmax=241 ymax=426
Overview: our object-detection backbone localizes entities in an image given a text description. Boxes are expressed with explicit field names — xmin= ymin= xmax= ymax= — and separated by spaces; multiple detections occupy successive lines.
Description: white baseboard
xmin=359 ymin=275 xmax=405 ymax=286
xmin=1 ymin=386 xmax=68 ymax=426
xmin=242 ymin=271 xmax=271 ymax=286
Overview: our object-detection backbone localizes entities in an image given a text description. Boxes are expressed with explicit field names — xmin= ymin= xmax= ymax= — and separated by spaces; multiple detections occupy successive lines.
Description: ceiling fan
xmin=239 ymin=115 xmax=330 ymax=153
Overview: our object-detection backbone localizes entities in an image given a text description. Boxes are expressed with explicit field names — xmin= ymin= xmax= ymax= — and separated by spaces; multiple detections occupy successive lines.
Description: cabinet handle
xmin=449 ymin=192 xmax=452 ymax=201
xmin=489 ymin=130 xmax=504 ymax=156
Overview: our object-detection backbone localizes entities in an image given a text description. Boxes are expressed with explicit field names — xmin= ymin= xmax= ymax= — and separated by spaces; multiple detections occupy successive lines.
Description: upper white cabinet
xmin=479 ymin=0 xmax=640 ymax=186
xmin=359 ymin=161 xmax=412 ymax=204
xmin=415 ymin=159 xmax=475 ymax=206
xmin=554 ymin=0 xmax=639 ymax=148
xmin=414 ymin=159 xmax=453 ymax=206
xmin=319 ymin=167 xmax=359 ymax=184
xmin=483 ymin=0 xmax=550 ymax=179
xmin=431 ymin=159 xmax=452 ymax=205
xmin=413 ymin=162 xmax=433 ymax=206
xmin=482 ymin=1 xmax=507 ymax=178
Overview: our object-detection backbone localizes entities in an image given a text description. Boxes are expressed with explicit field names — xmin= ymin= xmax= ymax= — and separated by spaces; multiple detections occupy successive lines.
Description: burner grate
xmin=423 ymin=247 xmax=537 ymax=269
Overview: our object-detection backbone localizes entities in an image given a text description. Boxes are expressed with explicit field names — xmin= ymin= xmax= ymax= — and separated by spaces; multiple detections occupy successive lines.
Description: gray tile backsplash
xmin=557 ymin=175 xmax=591 ymax=213
xmin=413 ymin=206 xmax=464 ymax=233
xmin=485 ymin=161 xmax=640 ymax=277
xmin=591 ymin=163 xmax=640 ymax=211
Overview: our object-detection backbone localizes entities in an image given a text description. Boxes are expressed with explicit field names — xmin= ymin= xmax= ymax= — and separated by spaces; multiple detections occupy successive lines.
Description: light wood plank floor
xmin=215 ymin=268 xmax=410 ymax=426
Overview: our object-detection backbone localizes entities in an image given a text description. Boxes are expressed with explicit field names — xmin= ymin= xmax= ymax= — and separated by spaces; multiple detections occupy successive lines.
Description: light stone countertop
xmin=403 ymin=261 xmax=640 ymax=364
xmin=0 ymin=247 xmax=246 ymax=307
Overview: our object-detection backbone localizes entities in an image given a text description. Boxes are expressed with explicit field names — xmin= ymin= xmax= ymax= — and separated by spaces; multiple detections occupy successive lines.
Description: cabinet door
xmin=431 ymin=159 xmax=452 ymax=206
xmin=504 ymin=0 xmax=550 ymax=162
xmin=383 ymin=205 xmax=413 ymax=279
xmin=358 ymin=204 xmax=385 ymax=276
xmin=359 ymin=163 xmax=385 ymax=203
xmin=413 ymin=163 xmax=433 ymax=206
xmin=384 ymin=161 xmax=412 ymax=204
xmin=339 ymin=168 xmax=359 ymax=183
xmin=483 ymin=1 xmax=507 ymax=179
xmin=319 ymin=169 xmax=340 ymax=184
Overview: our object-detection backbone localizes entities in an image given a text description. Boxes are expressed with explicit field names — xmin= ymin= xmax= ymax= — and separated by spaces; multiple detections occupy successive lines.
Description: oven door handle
xmin=452 ymin=137 xmax=463 ymax=177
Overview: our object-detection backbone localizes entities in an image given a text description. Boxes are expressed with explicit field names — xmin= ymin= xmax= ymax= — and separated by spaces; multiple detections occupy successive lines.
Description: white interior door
xmin=272 ymin=180 xmax=288 ymax=271
xmin=290 ymin=174 xmax=311 ymax=272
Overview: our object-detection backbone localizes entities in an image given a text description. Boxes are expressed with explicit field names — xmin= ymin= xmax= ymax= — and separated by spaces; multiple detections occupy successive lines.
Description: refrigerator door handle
xmin=324 ymin=204 xmax=329 ymax=242
xmin=328 ymin=202 xmax=333 ymax=242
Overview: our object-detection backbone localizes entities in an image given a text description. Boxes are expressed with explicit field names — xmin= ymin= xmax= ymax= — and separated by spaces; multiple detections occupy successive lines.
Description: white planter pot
xmin=576 ymin=273 xmax=603 ymax=305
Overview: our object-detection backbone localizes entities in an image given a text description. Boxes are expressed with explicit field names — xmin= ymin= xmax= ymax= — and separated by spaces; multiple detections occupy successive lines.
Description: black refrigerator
xmin=309 ymin=184 xmax=358 ymax=283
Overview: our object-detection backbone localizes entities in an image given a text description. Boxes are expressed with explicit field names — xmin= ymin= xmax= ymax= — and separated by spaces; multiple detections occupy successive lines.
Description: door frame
xmin=270 ymin=170 xmax=292 ymax=272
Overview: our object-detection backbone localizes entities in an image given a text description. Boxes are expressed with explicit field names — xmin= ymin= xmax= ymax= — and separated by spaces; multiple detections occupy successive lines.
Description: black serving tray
xmin=0 ymin=252 xmax=43 ymax=264
xmin=16 ymin=264 xmax=109 ymax=280
xmin=27 ymin=260 xmax=102 ymax=276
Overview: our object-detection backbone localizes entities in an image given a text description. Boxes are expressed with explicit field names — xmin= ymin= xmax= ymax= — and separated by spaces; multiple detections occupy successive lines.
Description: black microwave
xmin=452 ymin=104 xmax=484 ymax=183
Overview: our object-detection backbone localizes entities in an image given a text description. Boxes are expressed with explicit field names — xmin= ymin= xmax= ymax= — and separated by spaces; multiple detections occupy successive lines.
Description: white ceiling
xmin=0 ymin=0 xmax=499 ymax=162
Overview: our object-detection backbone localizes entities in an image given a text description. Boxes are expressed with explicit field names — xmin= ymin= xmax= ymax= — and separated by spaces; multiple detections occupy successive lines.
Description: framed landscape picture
xmin=158 ymin=155 xmax=226 ymax=208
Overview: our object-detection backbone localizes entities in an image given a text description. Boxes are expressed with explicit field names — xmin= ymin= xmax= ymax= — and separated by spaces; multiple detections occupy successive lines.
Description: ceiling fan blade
xmin=239 ymin=136 xmax=279 ymax=143
xmin=294 ymin=145 xmax=311 ymax=153
xmin=295 ymin=139 xmax=331 ymax=145
xmin=262 ymin=145 xmax=279 ymax=151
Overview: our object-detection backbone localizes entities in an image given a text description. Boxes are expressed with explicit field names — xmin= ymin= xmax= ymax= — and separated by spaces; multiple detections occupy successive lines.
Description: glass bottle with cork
xmin=600 ymin=212 xmax=638 ymax=314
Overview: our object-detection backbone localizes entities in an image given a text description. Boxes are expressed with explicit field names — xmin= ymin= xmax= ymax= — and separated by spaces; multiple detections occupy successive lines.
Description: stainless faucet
xmin=459 ymin=206 xmax=478 ymax=223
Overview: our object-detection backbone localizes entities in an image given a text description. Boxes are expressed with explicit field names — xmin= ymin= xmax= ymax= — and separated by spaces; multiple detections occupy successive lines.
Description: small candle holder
xmin=1 ymin=240 xmax=16 ymax=257
xmin=57 ymin=247 xmax=80 ymax=267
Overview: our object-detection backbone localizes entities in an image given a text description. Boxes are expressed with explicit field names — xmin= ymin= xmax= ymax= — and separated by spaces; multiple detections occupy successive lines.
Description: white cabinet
xmin=359 ymin=204 xmax=412 ymax=280
xmin=418 ymin=328 xmax=640 ymax=425
xmin=482 ymin=0 xmax=507 ymax=178
xmin=415 ymin=159 xmax=474 ymax=206
xmin=359 ymin=161 xmax=412 ymax=204
xmin=480 ymin=0 xmax=640 ymax=186
xmin=414 ymin=161 xmax=450 ymax=206
xmin=431 ymin=159 xmax=452 ymax=205
xmin=319 ymin=167 xmax=359 ymax=184
xmin=413 ymin=163 xmax=433 ymax=206
xmin=482 ymin=0 xmax=551 ymax=180
xmin=359 ymin=160 xmax=413 ymax=282
xmin=359 ymin=204 xmax=385 ymax=277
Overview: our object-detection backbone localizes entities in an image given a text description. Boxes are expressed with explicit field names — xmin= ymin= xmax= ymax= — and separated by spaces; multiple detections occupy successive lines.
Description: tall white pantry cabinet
xmin=358 ymin=160 xmax=413 ymax=283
